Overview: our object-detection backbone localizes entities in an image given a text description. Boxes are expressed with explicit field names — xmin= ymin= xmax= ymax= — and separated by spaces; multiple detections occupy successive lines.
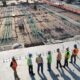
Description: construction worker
xmin=10 ymin=57 xmax=20 ymax=80
xmin=36 ymin=54 xmax=43 ymax=74
xmin=47 ymin=51 xmax=52 ymax=71
xmin=63 ymin=48 xmax=70 ymax=68
xmin=70 ymin=44 xmax=79 ymax=64
xmin=27 ymin=54 xmax=35 ymax=76
xmin=56 ymin=48 xmax=62 ymax=69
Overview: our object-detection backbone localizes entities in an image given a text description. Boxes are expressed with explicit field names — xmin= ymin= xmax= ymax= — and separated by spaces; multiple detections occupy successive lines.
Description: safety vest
xmin=11 ymin=61 xmax=17 ymax=71
xmin=65 ymin=51 xmax=70 ymax=59
xmin=57 ymin=52 xmax=62 ymax=61
xmin=47 ymin=54 xmax=52 ymax=63
xmin=72 ymin=48 xmax=79 ymax=55
xmin=27 ymin=58 xmax=32 ymax=66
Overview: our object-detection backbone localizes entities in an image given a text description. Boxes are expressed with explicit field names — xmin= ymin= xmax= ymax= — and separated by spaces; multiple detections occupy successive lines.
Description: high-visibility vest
xmin=65 ymin=51 xmax=70 ymax=59
xmin=47 ymin=54 xmax=52 ymax=63
xmin=72 ymin=48 xmax=79 ymax=55
xmin=27 ymin=58 xmax=32 ymax=66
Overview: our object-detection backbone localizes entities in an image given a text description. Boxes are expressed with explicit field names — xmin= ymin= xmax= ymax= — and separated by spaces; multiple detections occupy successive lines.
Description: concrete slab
xmin=0 ymin=40 xmax=80 ymax=80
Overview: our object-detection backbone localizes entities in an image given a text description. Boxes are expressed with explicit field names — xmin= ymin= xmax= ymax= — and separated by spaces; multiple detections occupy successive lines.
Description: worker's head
xmin=66 ymin=47 xmax=69 ymax=51
xmin=38 ymin=54 xmax=41 ymax=57
xmin=12 ymin=57 xmax=16 ymax=61
xmin=57 ymin=48 xmax=60 ymax=52
xmin=74 ymin=44 xmax=77 ymax=48
xmin=48 ymin=51 xmax=51 ymax=55
xmin=29 ymin=54 xmax=32 ymax=58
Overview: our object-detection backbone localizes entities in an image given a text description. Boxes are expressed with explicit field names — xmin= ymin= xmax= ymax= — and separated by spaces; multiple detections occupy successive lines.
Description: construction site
xmin=0 ymin=1 xmax=80 ymax=80
xmin=0 ymin=0 xmax=80 ymax=51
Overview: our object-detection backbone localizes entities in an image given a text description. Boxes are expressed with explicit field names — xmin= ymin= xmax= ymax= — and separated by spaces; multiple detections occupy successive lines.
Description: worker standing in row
xmin=27 ymin=54 xmax=35 ymax=76
xmin=63 ymin=48 xmax=70 ymax=68
xmin=56 ymin=48 xmax=62 ymax=69
xmin=47 ymin=51 xmax=52 ymax=71
xmin=36 ymin=54 xmax=43 ymax=74
xmin=10 ymin=57 xmax=20 ymax=80
xmin=70 ymin=44 xmax=79 ymax=64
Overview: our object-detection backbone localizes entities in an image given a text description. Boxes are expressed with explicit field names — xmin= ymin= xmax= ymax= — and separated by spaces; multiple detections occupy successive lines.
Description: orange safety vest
xmin=72 ymin=48 xmax=79 ymax=55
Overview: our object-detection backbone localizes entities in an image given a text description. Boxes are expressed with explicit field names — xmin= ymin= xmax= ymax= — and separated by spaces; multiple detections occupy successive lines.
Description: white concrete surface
xmin=0 ymin=40 xmax=80 ymax=80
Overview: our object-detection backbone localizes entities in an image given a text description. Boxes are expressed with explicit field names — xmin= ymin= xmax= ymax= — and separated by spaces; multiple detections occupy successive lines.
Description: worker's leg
xmin=41 ymin=63 xmax=43 ymax=74
xmin=70 ymin=55 xmax=73 ymax=63
xmin=59 ymin=61 xmax=62 ymax=68
xmin=74 ymin=55 xmax=76 ymax=64
xmin=37 ymin=64 xmax=40 ymax=74
xmin=56 ymin=60 xmax=59 ymax=69
xmin=48 ymin=63 xmax=51 ymax=71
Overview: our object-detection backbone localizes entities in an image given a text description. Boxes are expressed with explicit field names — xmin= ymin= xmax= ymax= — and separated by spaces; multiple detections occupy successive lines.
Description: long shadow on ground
xmin=72 ymin=64 xmax=80 ymax=72
xmin=58 ymin=68 xmax=71 ymax=80
xmin=30 ymin=75 xmax=36 ymax=80
xmin=48 ymin=70 xmax=59 ymax=80
xmin=38 ymin=73 xmax=47 ymax=80
xmin=65 ymin=67 xmax=80 ymax=80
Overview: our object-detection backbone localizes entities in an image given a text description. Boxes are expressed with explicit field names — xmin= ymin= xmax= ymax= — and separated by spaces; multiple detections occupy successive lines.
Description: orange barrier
xmin=43 ymin=0 xmax=80 ymax=14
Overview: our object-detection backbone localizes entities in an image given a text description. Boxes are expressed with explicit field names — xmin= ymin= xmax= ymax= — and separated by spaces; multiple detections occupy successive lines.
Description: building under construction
xmin=0 ymin=0 xmax=80 ymax=51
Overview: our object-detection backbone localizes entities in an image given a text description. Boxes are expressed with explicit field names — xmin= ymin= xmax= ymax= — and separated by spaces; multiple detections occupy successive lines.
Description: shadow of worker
xmin=38 ymin=72 xmax=47 ymax=80
xmin=48 ymin=70 xmax=59 ymax=80
xmin=72 ymin=64 xmax=80 ymax=72
xmin=30 ymin=74 xmax=36 ymax=80
xmin=58 ymin=68 xmax=71 ymax=80
xmin=65 ymin=67 xmax=80 ymax=80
